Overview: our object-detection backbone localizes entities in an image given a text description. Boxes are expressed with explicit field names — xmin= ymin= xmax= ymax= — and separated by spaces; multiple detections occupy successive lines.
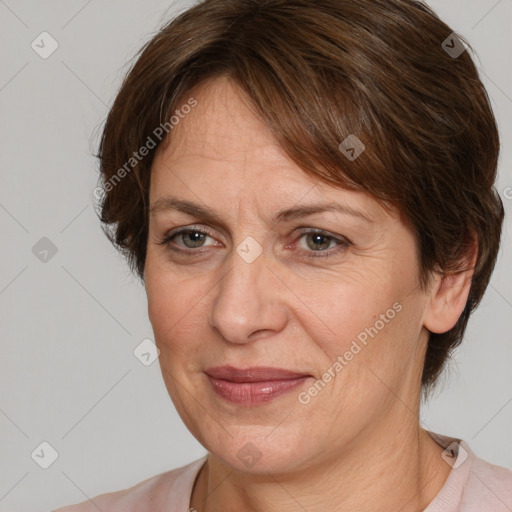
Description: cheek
xmin=145 ymin=266 xmax=186 ymax=343
xmin=145 ymin=247 xmax=196 ymax=330
xmin=296 ymin=274 xmax=398 ymax=356
xmin=298 ymin=272 xmax=421 ymax=395
xmin=145 ymin=265 xmax=212 ymax=368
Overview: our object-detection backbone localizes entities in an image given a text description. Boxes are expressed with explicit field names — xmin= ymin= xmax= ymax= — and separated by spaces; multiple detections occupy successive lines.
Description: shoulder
xmin=426 ymin=433 xmax=512 ymax=512
xmin=462 ymin=453 xmax=512 ymax=511
xmin=51 ymin=456 xmax=207 ymax=512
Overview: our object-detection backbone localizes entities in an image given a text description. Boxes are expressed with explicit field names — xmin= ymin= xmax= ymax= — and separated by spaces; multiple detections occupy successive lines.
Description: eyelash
xmin=157 ymin=226 xmax=351 ymax=260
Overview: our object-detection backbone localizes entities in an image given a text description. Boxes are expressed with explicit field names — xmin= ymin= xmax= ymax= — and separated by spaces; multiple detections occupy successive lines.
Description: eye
xmin=158 ymin=226 xmax=218 ymax=251
xmin=299 ymin=232 xmax=337 ymax=251
xmin=294 ymin=228 xmax=350 ymax=259
xmin=157 ymin=225 xmax=351 ymax=260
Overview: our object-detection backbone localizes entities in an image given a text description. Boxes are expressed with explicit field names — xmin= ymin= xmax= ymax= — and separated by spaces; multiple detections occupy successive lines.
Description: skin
xmin=144 ymin=76 xmax=476 ymax=512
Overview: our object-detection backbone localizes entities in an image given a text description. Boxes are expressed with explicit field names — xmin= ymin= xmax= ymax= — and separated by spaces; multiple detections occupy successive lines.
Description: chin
xmin=201 ymin=425 xmax=316 ymax=475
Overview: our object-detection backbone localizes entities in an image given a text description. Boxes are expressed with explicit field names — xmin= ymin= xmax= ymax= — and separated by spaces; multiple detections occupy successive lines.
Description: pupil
xmin=308 ymin=234 xmax=329 ymax=251
xmin=185 ymin=232 xmax=205 ymax=247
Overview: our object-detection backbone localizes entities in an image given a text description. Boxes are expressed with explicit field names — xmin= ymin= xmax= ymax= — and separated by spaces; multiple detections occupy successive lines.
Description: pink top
xmin=53 ymin=434 xmax=512 ymax=511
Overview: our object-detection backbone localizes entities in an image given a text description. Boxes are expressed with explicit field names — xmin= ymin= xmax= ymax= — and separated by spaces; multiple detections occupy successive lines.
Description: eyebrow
xmin=148 ymin=197 xmax=375 ymax=225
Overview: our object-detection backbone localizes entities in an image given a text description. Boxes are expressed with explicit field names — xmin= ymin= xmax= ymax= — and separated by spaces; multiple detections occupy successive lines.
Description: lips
xmin=204 ymin=366 xmax=312 ymax=405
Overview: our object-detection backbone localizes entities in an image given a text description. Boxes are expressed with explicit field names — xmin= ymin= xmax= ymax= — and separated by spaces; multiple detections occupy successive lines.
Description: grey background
xmin=0 ymin=1 xmax=510 ymax=510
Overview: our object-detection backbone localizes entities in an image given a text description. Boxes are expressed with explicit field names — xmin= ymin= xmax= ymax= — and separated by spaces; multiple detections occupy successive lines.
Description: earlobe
xmin=423 ymin=238 xmax=478 ymax=334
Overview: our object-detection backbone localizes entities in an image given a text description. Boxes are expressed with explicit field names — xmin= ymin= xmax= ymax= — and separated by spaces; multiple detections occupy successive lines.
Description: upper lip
xmin=204 ymin=366 xmax=311 ymax=383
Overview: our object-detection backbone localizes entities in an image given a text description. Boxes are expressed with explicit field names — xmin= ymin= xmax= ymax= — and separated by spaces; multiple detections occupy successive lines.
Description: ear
xmin=423 ymin=235 xmax=478 ymax=334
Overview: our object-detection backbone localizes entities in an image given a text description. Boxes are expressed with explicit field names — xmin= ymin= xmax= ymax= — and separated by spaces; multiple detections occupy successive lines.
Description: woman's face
xmin=144 ymin=76 xmax=433 ymax=474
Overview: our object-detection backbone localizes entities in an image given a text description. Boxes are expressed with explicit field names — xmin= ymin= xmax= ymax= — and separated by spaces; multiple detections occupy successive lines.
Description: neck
xmin=190 ymin=419 xmax=451 ymax=512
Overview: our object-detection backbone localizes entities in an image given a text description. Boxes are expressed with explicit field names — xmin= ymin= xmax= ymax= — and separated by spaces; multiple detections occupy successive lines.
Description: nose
xmin=208 ymin=246 xmax=288 ymax=344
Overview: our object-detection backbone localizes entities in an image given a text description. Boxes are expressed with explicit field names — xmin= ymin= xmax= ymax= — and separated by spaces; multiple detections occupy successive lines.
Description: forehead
xmin=149 ymin=76 xmax=391 ymax=223
xmin=156 ymin=76 xmax=284 ymax=165
xmin=150 ymin=76 xmax=318 ymax=203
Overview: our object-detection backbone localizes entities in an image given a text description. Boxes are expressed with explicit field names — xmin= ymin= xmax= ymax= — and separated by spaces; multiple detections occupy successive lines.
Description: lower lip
xmin=207 ymin=375 xmax=310 ymax=405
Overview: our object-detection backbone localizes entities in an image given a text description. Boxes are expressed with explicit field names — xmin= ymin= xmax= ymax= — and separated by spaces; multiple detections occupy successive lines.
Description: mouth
xmin=204 ymin=366 xmax=312 ymax=405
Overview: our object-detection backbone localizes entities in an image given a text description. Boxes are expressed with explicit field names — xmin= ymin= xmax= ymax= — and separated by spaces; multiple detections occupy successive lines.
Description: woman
xmin=54 ymin=0 xmax=512 ymax=510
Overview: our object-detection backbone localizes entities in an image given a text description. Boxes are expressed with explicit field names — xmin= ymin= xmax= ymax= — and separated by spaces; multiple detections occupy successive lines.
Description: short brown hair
xmin=96 ymin=0 xmax=504 ymax=390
